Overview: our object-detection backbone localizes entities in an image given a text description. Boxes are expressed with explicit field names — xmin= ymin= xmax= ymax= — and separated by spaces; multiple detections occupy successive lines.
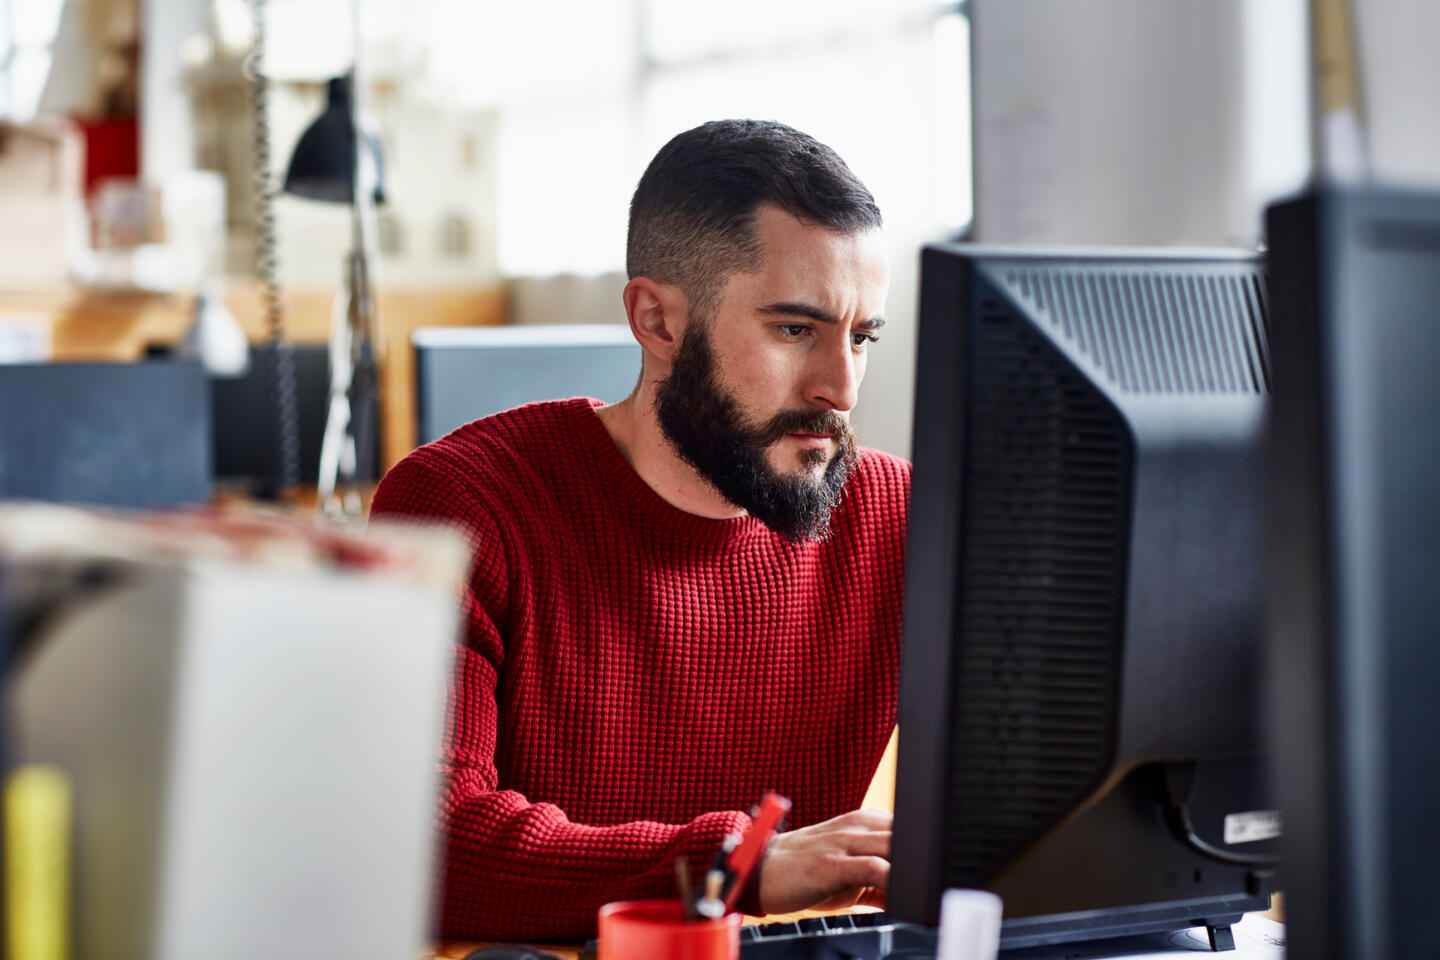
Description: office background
xmin=13 ymin=0 xmax=1438 ymax=467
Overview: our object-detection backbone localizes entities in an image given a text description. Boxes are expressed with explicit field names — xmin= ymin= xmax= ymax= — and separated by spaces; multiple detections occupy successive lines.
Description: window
xmin=415 ymin=0 xmax=971 ymax=276
xmin=0 ymin=0 xmax=64 ymax=121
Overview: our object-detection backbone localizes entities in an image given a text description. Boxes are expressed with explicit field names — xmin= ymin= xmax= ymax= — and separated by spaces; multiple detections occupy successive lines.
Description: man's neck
xmin=595 ymin=388 xmax=746 ymax=521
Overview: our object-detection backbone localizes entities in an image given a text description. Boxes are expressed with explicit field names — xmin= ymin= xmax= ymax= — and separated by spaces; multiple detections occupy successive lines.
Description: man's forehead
xmin=740 ymin=209 xmax=890 ymax=304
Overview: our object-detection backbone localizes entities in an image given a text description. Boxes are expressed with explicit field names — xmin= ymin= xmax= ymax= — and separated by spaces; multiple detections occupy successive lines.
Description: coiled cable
xmin=245 ymin=0 xmax=303 ymax=498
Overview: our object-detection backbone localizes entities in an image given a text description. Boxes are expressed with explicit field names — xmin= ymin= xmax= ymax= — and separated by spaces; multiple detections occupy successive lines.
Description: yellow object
xmin=860 ymin=727 xmax=898 ymax=813
xmin=6 ymin=765 xmax=72 ymax=960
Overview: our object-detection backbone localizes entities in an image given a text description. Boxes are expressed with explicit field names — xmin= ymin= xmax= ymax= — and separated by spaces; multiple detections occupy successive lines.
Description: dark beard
xmin=655 ymin=323 xmax=858 ymax=543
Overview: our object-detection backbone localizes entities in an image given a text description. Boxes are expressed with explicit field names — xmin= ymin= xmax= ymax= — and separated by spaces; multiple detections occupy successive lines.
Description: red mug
xmin=596 ymin=899 xmax=740 ymax=960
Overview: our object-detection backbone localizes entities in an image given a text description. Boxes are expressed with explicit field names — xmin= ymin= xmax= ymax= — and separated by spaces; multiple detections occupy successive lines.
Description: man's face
xmin=656 ymin=205 xmax=890 ymax=542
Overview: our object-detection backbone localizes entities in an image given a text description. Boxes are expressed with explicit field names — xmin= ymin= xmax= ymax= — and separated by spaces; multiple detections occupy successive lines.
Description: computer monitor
xmin=891 ymin=246 xmax=1276 ymax=950
xmin=1266 ymin=186 xmax=1440 ymax=960
xmin=413 ymin=325 xmax=641 ymax=445
xmin=209 ymin=344 xmax=380 ymax=494
xmin=0 ymin=361 xmax=211 ymax=508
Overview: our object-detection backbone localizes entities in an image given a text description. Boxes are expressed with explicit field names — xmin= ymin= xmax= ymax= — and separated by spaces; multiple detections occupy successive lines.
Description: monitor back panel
xmin=209 ymin=344 xmax=380 ymax=491
xmin=893 ymin=246 xmax=1274 ymax=938
xmin=0 ymin=362 xmax=211 ymax=508
xmin=414 ymin=326 xmax=641 ymax=445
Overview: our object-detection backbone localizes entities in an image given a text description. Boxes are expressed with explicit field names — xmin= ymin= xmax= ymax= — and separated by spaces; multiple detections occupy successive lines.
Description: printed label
xmin=1224 ymin=809 xmax=1282 ymax=845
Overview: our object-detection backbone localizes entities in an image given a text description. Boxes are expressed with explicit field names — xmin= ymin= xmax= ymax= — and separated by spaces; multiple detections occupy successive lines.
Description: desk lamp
xmin=283 ymin=71 xmax=386 ymax=520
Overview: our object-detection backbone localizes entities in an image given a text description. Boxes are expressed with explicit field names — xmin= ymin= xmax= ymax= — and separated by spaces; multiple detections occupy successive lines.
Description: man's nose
xmin=804 ymin=339 xmax=861 ymax=413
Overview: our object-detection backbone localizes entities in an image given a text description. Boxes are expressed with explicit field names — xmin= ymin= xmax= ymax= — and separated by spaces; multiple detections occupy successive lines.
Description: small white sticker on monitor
xmin=1224 ymin=809 xmax=1282 ymax=844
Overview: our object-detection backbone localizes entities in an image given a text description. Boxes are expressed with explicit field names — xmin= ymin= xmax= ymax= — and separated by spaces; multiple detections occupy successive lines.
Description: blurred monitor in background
xmin=208 ymin=344 xmax=380 ymax=495
xmin=0 ymin=361 xmax=211 ymax=509
xmin=412 ymin=325 xmax=641 ymax=446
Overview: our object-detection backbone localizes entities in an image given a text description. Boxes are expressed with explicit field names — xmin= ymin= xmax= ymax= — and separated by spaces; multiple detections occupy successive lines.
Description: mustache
xmin=751 ymin=409 xmax=854 ymax=446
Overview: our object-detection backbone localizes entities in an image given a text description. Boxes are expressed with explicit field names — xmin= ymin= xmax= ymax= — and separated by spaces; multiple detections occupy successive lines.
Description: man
xmin=371 ymin=119 xmax=910 ymax=940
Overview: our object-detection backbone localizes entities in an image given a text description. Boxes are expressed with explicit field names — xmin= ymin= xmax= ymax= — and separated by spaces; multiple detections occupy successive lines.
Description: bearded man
xmin=371 ymin=118 xmax=910 ymax=940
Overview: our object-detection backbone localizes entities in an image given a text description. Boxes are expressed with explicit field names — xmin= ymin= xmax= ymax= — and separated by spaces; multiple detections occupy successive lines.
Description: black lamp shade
xmin=283 ymin=75 xmax=386 ymax=205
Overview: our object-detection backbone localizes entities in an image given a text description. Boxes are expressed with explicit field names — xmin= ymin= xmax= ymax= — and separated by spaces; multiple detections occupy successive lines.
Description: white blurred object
xmin=1 ymin=506 xmax=466 ymax=960
xmin=176 ymin=282 xmax=249 ymax=376
xmin=0 ymin=120 xmax=88 ymax=287
xmin=0 ymin=319 xmax=53 ymax=364
xmin=935 ymin=889 xmax=1003 ymax=960
xmin=970 ymin=0 xmax=1310 ymax=248
xmin=85 ymin=172 xmax=228 ymax=292
xmin=92 ymin=180 xmax=155 ymax=249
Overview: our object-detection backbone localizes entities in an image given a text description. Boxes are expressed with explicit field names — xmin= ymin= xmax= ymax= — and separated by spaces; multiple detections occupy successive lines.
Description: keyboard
xmin=578 ymin=912 xmax=937 ymax=960
xmin=737 ymin=912 xmax=937 ymax=959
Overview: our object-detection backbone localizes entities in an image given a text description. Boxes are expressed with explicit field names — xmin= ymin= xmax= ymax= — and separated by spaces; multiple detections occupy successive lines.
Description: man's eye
xmin=852 ymin=333 xmax=879 ymax=348
xmin=779 ymin=324 xmax=811 ymax=339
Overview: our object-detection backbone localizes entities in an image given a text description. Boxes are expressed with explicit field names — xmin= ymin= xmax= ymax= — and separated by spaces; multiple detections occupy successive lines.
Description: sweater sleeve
xmin=371 ymin=453 xmax=754 ymax=940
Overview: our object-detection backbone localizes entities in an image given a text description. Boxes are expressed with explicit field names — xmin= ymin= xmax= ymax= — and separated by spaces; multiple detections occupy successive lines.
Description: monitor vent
xmin=942 ymin=304 xmax=1132 ymax=888
xmin=999 ymin=267 xmax=1270 ymax=394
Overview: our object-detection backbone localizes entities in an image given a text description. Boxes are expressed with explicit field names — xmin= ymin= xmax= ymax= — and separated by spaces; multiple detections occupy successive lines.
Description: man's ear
xmin=623 ymin=277 xmax=689 ymax=367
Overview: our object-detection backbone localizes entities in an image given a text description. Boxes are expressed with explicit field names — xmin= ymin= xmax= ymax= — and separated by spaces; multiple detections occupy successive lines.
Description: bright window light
xmin=486 ymin=0 xmax=970 ymax=275
xmin=1 ymin=0 xmax=64 ymax=122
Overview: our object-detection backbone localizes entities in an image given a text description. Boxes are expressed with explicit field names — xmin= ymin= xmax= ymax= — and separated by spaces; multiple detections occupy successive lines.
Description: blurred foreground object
xmin=1266 ymin=185 xmax=1440 ymax=960
xmin=0 ymin=505 xmax=466 ymax=960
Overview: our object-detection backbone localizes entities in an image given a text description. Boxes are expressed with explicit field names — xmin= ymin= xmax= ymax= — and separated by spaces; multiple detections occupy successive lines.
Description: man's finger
xmin=842 ymin=854 xmax=891 ymax=890
xmin=839 ymin=829 xmax=892 ymax=859
xmin=834 ymin=808 xmax=893 ymax=830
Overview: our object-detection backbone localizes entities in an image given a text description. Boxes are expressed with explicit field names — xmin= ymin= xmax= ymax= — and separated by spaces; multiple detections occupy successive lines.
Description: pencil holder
xmin=597 ymin=899 xmax=740 ymax=960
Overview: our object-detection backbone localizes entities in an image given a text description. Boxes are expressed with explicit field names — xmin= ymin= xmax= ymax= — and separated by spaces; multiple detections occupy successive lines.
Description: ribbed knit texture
xmin=370 ymin=397 xmax=910 ymax=940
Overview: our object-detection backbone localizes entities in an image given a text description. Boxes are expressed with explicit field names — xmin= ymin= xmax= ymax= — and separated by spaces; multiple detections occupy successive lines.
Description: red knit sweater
xmin=370 ymin=397 xmax=910 ymax=940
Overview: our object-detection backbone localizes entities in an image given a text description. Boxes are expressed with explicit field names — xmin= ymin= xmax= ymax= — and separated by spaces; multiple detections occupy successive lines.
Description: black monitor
xmin=1266 ymin=186 xmax=1440 ymax=960
xmin=891 ymin=246 xmax=1276 ymax=950
xmin=209 ymin=344 xmax=379 ymax=493
xmin=0 ymin=361 xmax=211 ymax=509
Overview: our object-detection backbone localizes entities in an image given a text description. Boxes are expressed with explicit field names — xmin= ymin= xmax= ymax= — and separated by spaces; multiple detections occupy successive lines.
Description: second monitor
xmin=891 ymin=246 xmax=1277 ymax=950
xmin=413 ymin=325 xmax=641 ymax=446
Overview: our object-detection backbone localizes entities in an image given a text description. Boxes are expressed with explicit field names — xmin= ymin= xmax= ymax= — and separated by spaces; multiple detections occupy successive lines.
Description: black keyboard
xmin=578 ymin=912 xmax=937 ymax=960
xmin=737 ymin=912 xmax=936 ymax=959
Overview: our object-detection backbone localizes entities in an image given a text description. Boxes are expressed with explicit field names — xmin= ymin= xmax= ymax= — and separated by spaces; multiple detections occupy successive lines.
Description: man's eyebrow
xmin=759 ymin=302 xmax=887 ymax=330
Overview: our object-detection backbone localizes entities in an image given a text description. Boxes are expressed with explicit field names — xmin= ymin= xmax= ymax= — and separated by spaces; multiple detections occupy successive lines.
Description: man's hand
xmin=755 ymin=809 xmax=891 ymax=915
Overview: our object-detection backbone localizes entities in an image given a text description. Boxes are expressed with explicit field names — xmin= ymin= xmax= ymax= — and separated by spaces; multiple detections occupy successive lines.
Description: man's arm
xmin=373 ymin=453 xmax=889 ymax=938
xmin=436 ymin=640 xmax=754 ymax=939
xmin=374 ymin=454 xmax=758 ymax=939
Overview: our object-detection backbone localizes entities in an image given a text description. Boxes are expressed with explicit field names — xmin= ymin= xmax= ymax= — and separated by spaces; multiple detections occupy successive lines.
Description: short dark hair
xmin=627 ymin=119 xmax=882 ymax=317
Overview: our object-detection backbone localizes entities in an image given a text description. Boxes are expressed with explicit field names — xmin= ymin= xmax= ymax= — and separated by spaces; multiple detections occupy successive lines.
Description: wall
xmin=969 ymin=0 xmax=1310 ymax=249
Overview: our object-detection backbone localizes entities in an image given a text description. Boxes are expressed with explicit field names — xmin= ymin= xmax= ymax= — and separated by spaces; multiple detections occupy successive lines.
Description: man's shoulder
xmin=826 ymin=447 xmax=910 ymax=542
xmin=426 ymin=397 xmax=595 ymax=465
xmin=850 ymin=447 xmax=912 ymax=499
xmin=372 ymin=397 xmax=597 ymax=521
